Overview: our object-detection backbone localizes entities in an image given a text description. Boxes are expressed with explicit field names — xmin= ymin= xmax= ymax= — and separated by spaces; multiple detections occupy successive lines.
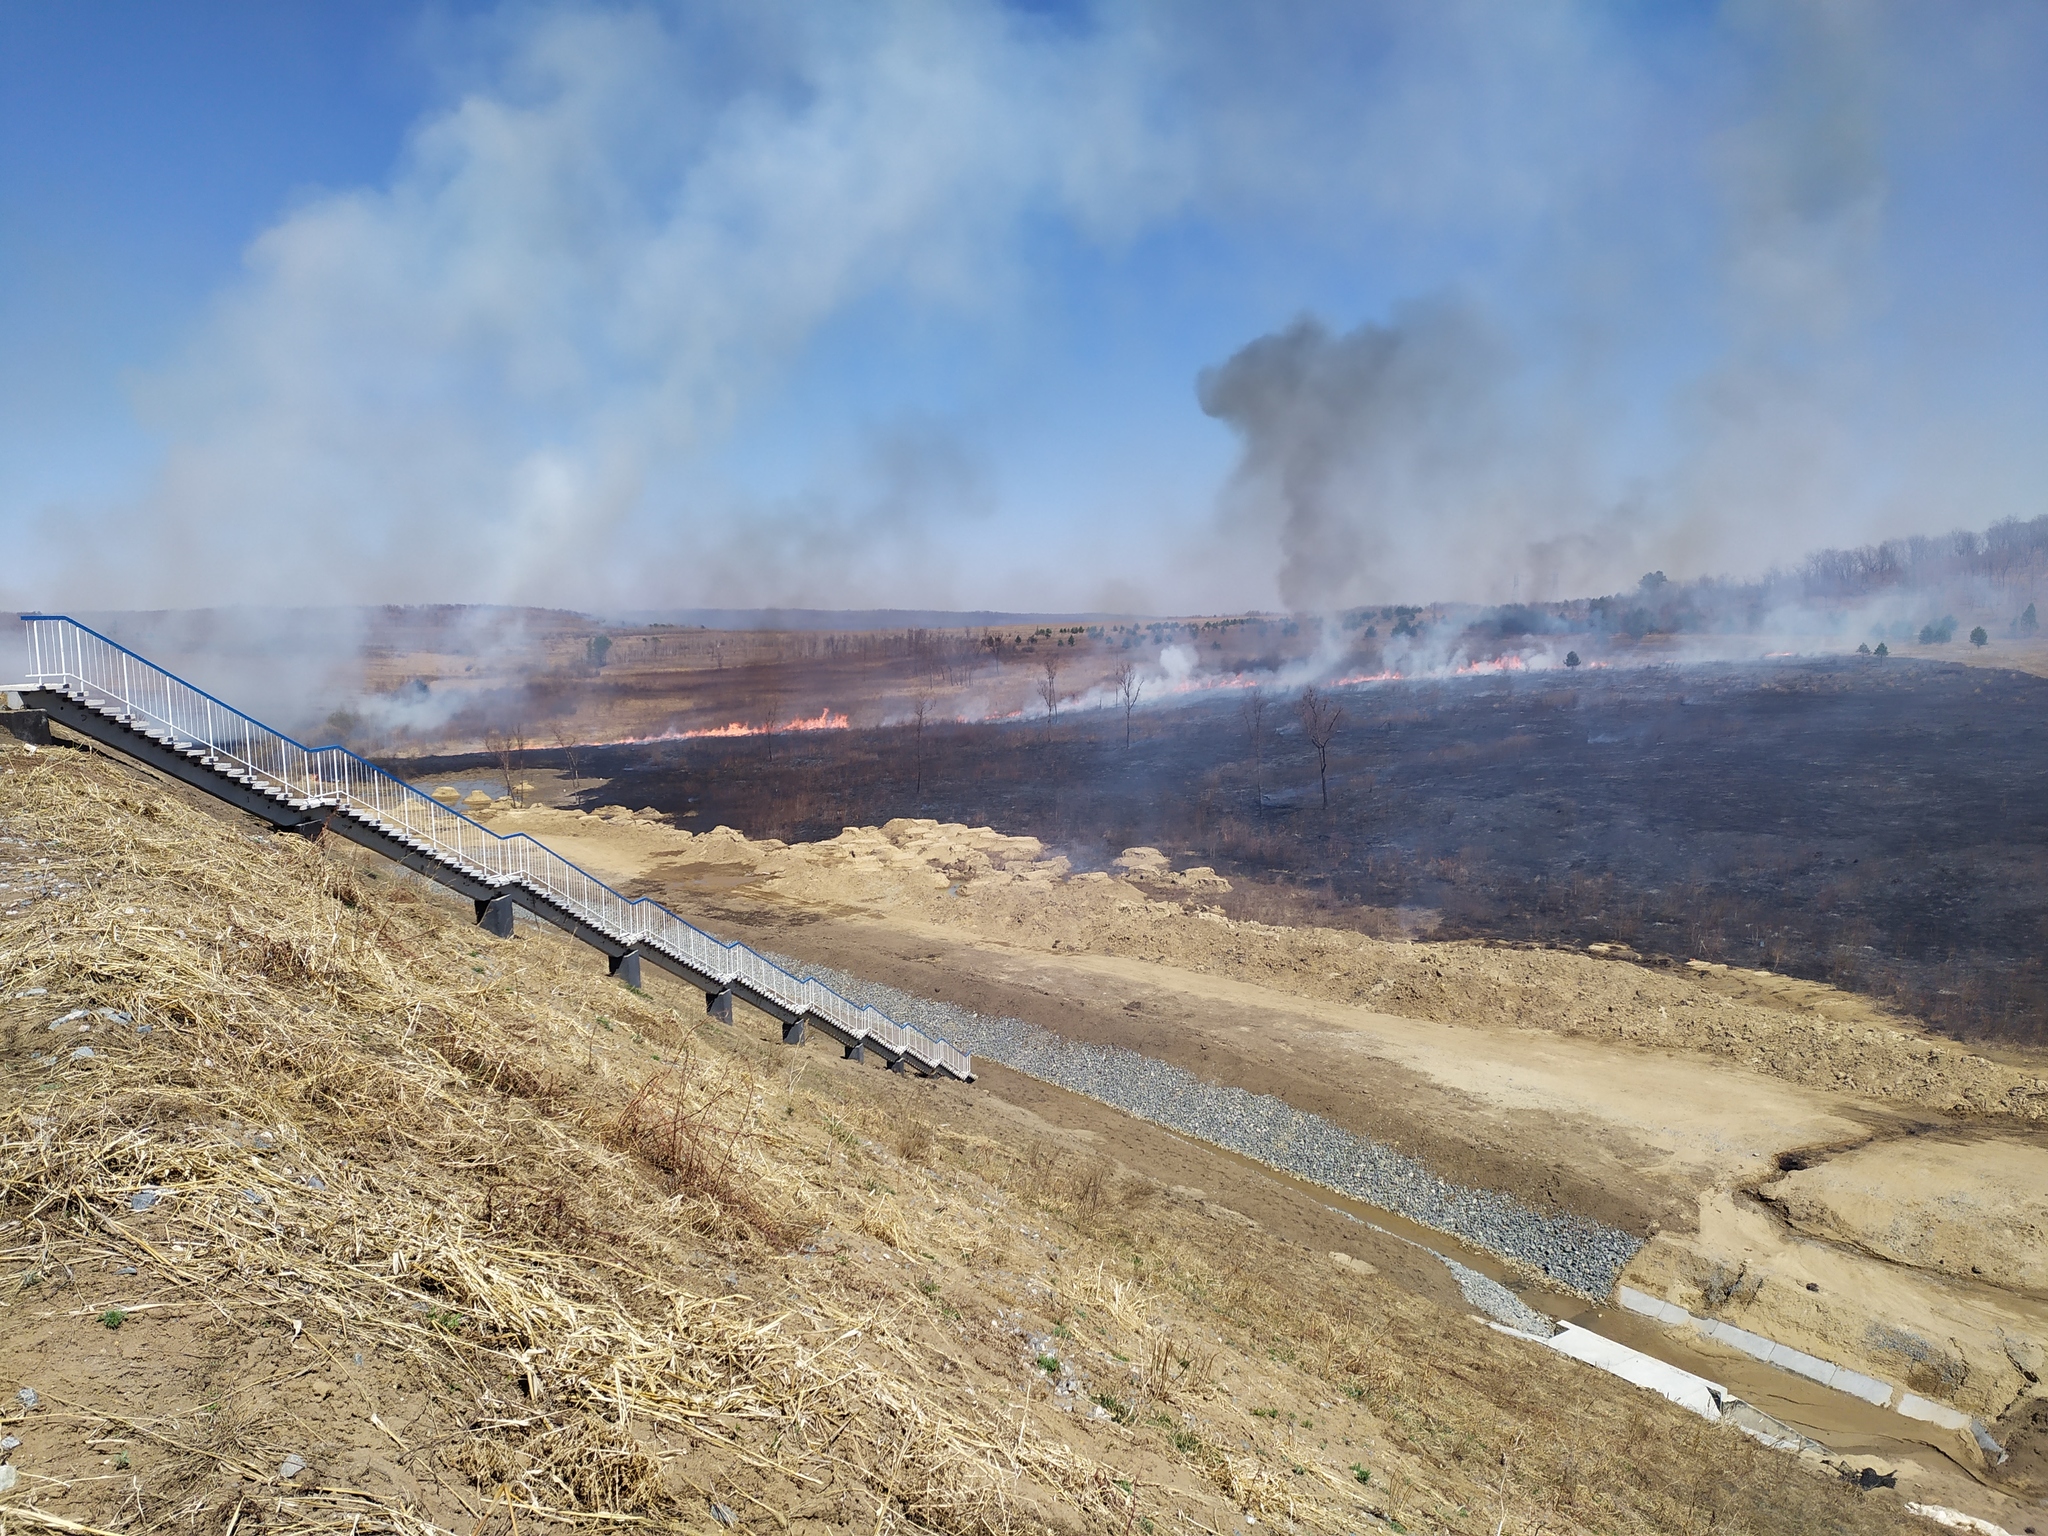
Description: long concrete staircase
xmin=10 ymin=614 xmax=972 ymax=1081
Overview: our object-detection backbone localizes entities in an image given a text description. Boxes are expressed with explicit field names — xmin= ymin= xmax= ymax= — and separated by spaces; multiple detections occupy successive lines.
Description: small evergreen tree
xmin=1874 ymin=642 xmax=1889 ymax=657
xmin=1970 ymin=626 xmax=1988 ymax=647
xmin=1564 ymin=650 xmax=1581 ymax=668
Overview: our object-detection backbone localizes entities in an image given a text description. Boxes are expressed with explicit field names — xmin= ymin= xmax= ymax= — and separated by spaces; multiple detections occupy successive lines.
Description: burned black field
xmin=404 ymin=655 xmax=2048 ymax=1045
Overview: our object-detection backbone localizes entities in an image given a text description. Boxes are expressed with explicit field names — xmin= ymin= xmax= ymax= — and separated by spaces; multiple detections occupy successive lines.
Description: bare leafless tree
xmin=1038 ymin=655 xmax=1063 ymax=732
xmin=1239 ymin=685 xmax=1269 ymax=802
xmin=1111 ymin=661 xmax=1143 ymax=748
xmin=483 ymin=724 xmax=528 ymax=800
xmin=550 ymin=721 xmax=583 ymax=794
xmin=1296 ymin=685 xmax=1345 ymax=809
xmin=909 ymin=689 xmax=934 ymax=796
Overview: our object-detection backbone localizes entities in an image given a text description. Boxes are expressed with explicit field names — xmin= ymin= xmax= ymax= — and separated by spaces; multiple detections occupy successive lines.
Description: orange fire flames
xmin=675 ymin=708 xmax=852 ymax=740
xmin=589 ymin=708 xmax=851 ymax=747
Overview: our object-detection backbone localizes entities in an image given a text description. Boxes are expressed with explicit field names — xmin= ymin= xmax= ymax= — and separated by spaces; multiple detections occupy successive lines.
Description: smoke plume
xmin=1197 ymin=301 xmax=1531 ymax=613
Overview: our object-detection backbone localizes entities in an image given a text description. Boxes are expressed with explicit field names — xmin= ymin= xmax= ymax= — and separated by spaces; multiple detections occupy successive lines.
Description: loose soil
xmin=438 ymin=798 xmax=2048 ymax=1520
xmin=4 ymin=732 xmax=1953 ymax=1535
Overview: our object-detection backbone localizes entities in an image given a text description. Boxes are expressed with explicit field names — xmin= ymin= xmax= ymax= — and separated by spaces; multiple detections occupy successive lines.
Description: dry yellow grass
xmin=0 ymin=737 xmax=1922 ymax=1534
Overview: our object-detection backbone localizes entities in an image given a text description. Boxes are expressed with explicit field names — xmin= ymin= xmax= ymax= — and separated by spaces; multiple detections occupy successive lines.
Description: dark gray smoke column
xmin=1197 ymin=299 xmax=1505 ymax=611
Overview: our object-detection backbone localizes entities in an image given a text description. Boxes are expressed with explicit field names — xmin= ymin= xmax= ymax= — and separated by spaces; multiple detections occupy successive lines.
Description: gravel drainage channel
xmin=770 ymin=955 xmax=1642 ymax=1308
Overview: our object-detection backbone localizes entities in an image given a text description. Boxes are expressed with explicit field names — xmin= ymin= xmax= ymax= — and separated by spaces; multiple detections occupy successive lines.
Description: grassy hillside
xmin=0 ymin=736 xmax=1912 ymax=1534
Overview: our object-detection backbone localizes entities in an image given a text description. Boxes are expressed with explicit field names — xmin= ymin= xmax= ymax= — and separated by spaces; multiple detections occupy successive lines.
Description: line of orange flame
xmin=583 ymin=708 xmax=851 ymax=747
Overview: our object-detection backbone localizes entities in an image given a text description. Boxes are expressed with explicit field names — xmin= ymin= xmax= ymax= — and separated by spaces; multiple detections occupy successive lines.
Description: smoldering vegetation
xmin=408 ymin=654 xmax=2048 ymax=1049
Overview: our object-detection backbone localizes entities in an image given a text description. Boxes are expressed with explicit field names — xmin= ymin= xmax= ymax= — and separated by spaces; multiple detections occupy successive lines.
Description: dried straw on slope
xmin=0 ymin=741 xmax=1917 ymax=1535
xmin=0 ymin=747 xmax=1332 ymax=1533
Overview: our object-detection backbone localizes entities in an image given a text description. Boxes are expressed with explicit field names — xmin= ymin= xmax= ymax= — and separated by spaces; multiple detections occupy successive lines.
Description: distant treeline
xmin=1406 ymin=515 xmax=2048 ymax=645
xmin=1795 ymin=514 xmax=2048 ymax=598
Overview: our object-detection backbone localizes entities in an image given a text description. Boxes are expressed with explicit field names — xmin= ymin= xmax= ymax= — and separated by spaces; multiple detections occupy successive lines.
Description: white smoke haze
xmin=1193 ymin=1 xmax=2048 ymax=614
xmin=6 ymin=1 xmax=2044 ymax=620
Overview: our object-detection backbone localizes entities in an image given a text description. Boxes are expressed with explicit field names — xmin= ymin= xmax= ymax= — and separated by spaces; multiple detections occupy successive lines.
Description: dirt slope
xmin=459 ymin=803 xmax=2048 ymax=1505
xmin=0 ymin=738 xmax=1934 ymax=1534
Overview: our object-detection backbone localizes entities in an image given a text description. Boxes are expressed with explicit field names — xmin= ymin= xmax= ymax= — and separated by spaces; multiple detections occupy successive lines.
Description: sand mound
xmin=572 ymin=816 xmax=2048 ymax=1127
xmin=1763 ymin=1138 xmax=2048 ymax=1295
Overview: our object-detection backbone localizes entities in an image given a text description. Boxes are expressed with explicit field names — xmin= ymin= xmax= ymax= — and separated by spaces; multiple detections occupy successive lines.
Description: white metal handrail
xmin=20 ymin=614 xmax=970 ymax=1079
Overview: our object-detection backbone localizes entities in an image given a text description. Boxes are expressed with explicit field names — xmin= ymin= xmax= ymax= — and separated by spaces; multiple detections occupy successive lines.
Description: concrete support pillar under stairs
xmin=475 ymin=895 xmax=515 ymax=938
xmin=705 ymin=988 xmax=734 ymax=1024
xmin=609 ymin=949 xmax=643 ymax=988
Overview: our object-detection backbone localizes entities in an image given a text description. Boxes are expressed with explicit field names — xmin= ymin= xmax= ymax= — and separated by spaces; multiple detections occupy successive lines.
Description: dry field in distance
xmin=402 ymin=646 xmax=2048 ymax=1050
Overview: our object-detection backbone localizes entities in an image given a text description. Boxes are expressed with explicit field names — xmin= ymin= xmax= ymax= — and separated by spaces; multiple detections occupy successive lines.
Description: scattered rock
xmin=1329 ymin=1252 xmax=1379 ymax=1275
xmin=70 ymin=1046 xmax=94 ymax=1061
xmin=0 ymin=1464 xmax=16 ymax=1496
xmin=779 ymin=955 xmax=1643 ymax=1298
xmin=709 ymin=1501 xmax=737 ymax=1527
xmin=278 ymin=1451 xmax=307 ymax=1480
xmin=16 ymin=1388 xmax=38 ymax=1410
xmin=130 ymin=1188 xmax=159 ymax=1213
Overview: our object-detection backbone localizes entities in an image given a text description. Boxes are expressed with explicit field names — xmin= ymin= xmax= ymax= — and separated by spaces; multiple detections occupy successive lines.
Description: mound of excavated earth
xmin=475 ymin=800 xmax=2048 ymax=1482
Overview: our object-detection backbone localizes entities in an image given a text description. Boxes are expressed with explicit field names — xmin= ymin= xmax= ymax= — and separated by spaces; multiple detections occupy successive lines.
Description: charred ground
xmin=396 ymin=655 xmax=2048 ymax=1048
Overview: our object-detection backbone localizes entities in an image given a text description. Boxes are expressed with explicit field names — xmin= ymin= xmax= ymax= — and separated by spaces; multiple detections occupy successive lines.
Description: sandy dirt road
xmin=474 ymin=801 xmax=2048 ymax=1509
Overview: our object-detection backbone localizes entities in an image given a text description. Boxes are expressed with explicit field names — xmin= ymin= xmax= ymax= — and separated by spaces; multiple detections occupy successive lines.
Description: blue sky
xmin=4 ymin=1 xmax=2044 ymax=615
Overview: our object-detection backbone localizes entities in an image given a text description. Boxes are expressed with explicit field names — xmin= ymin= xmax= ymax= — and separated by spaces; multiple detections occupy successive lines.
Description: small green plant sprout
xmin=1250 ymin=1406 xmax=1280 ymax=1419
xmin=1035 ymin=1353 xmax=1061 ymax=1374
xmin=101 ymin=1308 xmax=129 ymax=1329
xmin=1351 ymin=1464 xmax=1373 ymax=1485
xmin=918 ymin=1278 xmax=940 ymax=1298
xmin=1971 ymin=626 xmax=1989 ymax=647
xmin=1051 ymin=1321 xmax=1071 ymax=1338
xmin=1092 ymin=1392 xmax=1135 ymax=1425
